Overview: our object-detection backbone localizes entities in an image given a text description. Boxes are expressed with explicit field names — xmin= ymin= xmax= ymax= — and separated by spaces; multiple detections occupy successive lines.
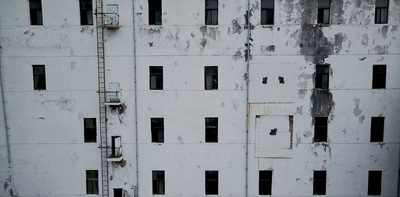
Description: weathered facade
xmin=0 ymin=0 xmax=399 ymax=196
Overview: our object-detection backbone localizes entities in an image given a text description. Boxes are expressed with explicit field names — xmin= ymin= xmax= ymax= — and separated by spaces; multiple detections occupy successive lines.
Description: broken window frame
xmin=205 ymin=171 xmax=218 ymax=195
xmin=368 ymin=171 xmax=382 ymax=196
xmin=205 ymin=0 xmax=218 ymax=25
xmin=33 ymin=65 xmax=46 ymax=90
xmin=86 ymin=170 xmax=99 ymax=194
xmin=313 ymin=171 xmax=326 ymax=195
xmin=151 ymin=118 xmax=164 ymax=143
xmin=370 ymin=117 xmax=384 ymax=142
xmin=205 ymin=117 xmax=218 ymax=143
xmin=152 ymin=171 xmax=165 ymax=195
xmin=372 ymin=65 xmax=386 ymax=89
xmin=375 ymin=0 xmax=389 ymax=24
xmin=261 ymin=0 xmax=274 ymax=25
xmin=29 ymin=0 xmax=43 ymax=25
xmin=315 ymin=64 xmax=329 ymax=89
xmin=84 ymin=118 xmax=97 ymax=143
xmin=314 ymin=117 xmax=328 ymax=143
xmin=317 ymin=0 xmax=331 ymax=24
xmin=79 ymin=0 xmax=93 ymax=25
xmin=205 ymin=66 xmax=218 ymax=90
xmin=111 ymin=136 xmax=122 ymax=157
xmin=150 ymin=66 xmax=163 ymax=90
xmin=149 ymin=0 xmax=162 ymax=25
xmin=259 ymin=170 xmax=272 ymax=195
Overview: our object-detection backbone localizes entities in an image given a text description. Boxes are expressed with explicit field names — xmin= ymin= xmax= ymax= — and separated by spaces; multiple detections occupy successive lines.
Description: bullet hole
xmin=270 ymin=128 xmax=277 ymax=135
xmin=278 ymin=76 xmax=285 ymax=84
xmin=262 ymin=77 xmax=268 ymax=84
xmin=149 ymin=42 xmax=154 ymax=47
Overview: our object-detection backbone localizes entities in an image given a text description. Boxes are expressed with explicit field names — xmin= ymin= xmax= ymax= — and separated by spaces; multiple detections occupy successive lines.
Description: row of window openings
xmin=149 ymin=0 xmax=389 ymax=25
xmin=86 ymin=170 xmax=384 ymax=196
xmin=29 ymin=0 xmax=389 ymax=26
xmin=32 ymin=64 xmax=387 ymax=91
xmin=84 ymin=116 xmax=385 ymax=144
xmin=29 ymin=0 xmax=93 ymax=25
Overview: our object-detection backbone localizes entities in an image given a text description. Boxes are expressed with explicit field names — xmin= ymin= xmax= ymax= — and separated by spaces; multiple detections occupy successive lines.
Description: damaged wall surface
xmin=0 ymin=0 xmax=399 ymax=196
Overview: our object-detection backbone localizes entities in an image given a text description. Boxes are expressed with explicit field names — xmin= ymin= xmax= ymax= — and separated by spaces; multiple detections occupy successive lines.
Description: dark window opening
xmin=151 ymin=118 xmax=164 ymax=143
xmin=368 ymin=171 xmax=382 ymax=196
xmin=205 ymin=171 xmax=218 ymax=195
xmin=150 ymin=66 xmax=163 ymax=90
xmin=80 ymin=0 xmax=93 ymax=25
xmin=153 ymin=171 xmax=165 ymax=195
xmin=372 ymin=65 xmax=386 ymax=89
xmin=318 ymin=0 xmax=330 ymax=24
xmin=205 ymin=117 xmax=218 ymax=143
xmin=315 ymin=65 xmax=329 ymax=89
xmin=205 ymin=66 xmax=218 ymax=90
xmin=205 ymin=0 xmax=218 ymax=25
xmin=259 ymin=170 xmax=272 ymax=195
xmin=375 ymin=0 xmax=388 ymax=24
xmin=370 ymin=117 xmax=384 ymax=142
xmin=29 ymin=0 xmax=43 ymax=25
xmin=86 ymin=170 xmax=99 ymax=194
xmin=33 ymin=65 xmax=46 ymax=90
xmin=111 ymin=136 xmax=122 ymax=157
xmin=314 ymin=117 xmax=327 ymax=142
xmin=84 ymin=118 xmax=96 ymax=143
xmin=114 ymin=188 xmax=123 ymax=197
xmin=149 ymin=0 xmax=162 ymax=25
xmin=261 ymin=0 xmax=274 ymax=25
xmin=313 ymin=171 xmax=326 ymax=195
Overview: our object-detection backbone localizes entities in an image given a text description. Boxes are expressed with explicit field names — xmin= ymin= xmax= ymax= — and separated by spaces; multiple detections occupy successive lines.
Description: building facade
xmin=0 ymin=0 xmax=399 ymax=196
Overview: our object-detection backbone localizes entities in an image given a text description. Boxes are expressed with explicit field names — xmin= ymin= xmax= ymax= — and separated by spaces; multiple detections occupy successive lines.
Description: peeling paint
xmin=353 ymin=98 xmax=362 ymax=117
xmin=381 ymin=26 xmax=388 ymax=39
xmin=231 ymin=19 xmax=243 ymax=34
xmin=310 ymin=90 xmax=335 ymax=120
xmin=359 ymin=115 xmax=365 ymax=123
xmin=374 ymin=45 xmax=389 ymax=54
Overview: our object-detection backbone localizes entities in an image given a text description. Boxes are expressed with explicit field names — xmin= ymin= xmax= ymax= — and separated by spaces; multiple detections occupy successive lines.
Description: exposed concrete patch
xmin=331 ymin=0 xmax=345 ymax=24
xmin=200 ymin=38 xmax=207 ymax=47
xmin=334 ymin=33 xmax=345 ymax=53
xmin=298 ymin=24 xmax=334 ymax=64
xmin=374 ymin=45 xmax=389 ymax=54
xmin=296 ymin=106 xmax=303 ymax=115
xmin=231 ymin=18 xmax=243 ymax=34
xmin=297 ymin=89 xmax=307 ymax=99
xmin=298 ymin=81 xmax=308 ymax=89
xmin=304 ymin=131 xmax=312 ymax=139
xmin=233 ymin=48 xmax=243 ymax=60
xmin=342 ymin=129 xmax=347 ymax=134
xmin=261 ymin=45 xmax=275 ymax=53
xmin=353 ymin=98 xmax=362 ymax=117
xmin=23 ymin=30 xmax=30 ymax=34
xmin=40 ymin=97 xmax=76 ymax=111
xmin=377 ymin=57 xmax=384 ymax=62
xmin=391 ymin=25 xmax=398 ymax=34
xmin=359 ymin=115 xmax=365 ymax=123
xmin=361 ymin=34 xmax=369 ymax=46
xmin=310 ymin=90 xmax=335 ymax=122
xmin=381 ymin=26 xmax=388 ymax=39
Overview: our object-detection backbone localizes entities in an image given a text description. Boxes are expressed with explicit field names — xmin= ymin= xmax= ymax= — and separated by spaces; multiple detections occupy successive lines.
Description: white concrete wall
xmin=0 ymin=0 xmax=399 ymax=197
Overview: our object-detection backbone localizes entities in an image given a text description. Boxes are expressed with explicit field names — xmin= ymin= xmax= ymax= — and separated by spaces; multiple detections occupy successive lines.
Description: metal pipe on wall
xmin=245 ymin=0 xmax=251 ymax=196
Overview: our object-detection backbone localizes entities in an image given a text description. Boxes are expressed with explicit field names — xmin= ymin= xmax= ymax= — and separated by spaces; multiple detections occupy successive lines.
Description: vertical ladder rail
xmin=96 ymin=0 xmax=109 ymax=196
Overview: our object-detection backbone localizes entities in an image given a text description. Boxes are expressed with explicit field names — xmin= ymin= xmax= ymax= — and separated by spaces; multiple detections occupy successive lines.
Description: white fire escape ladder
xmin=95 ymin=0 xmax=109 ymax=196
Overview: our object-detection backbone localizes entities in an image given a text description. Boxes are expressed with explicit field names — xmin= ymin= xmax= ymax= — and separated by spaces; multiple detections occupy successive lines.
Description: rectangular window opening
xmin=318 ymin=0 xmax=330 ymax=24
xmin=84 ymin=118 xmax=97 ymax=143
xmin=205 ymin=0 xmax=218 ymax=25
xmin=33 ymin=65 xmax=46 ymax=90
xmin=370 ymin=117 xmax=384 ymax=142
xmin=80 ymin=0 xmax=93 ymax=25
xmin=114 ymin=188 xmax=123 ymax=197
xmin=152 ymin=171 xmax=165 ymax=195
xmin=375 ymin=0 xmax=389 ymax=24
xmin=111 ymin=136 xmax=122 ymax=157
xmin=205 ymin=117 xmax=218 ymax=143
xmin=205 ymin=171 xmax=218 ymax=195
xmin=261 ymin=0 xmax=274 ymax=25
xmin=149 ymin=0 xmax=162 ymax=25
xmin=314 ymin=117 xmax=327 ymax=142
xmin=372 ymin=65 xmax=386 ymax=89
xmin=150 ymin=66 xmax=163 ymax=90
xmin=313 ymin=171 xmax=326 ymax=195
xmin=205 ymin=66 xmax=218 ymax=90
xmin=315 ymin=64 xmax=329 ymax=89
xmin=368 ymin=171 xmax=382 ymax=196
xmin=151 ymin=118 xmax=164 ymax=143
xmin=29 ymin=0 xmax=43 ymax=25
xmin=259 ymin=170 xmax=272 ymax=195
xmin=86 ymin=170 xmax=99 ymax=194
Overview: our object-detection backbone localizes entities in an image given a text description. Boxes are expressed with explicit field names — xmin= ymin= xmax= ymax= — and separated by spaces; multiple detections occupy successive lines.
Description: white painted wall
xmin=0 ymin=0 xmax=399 ymax=197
